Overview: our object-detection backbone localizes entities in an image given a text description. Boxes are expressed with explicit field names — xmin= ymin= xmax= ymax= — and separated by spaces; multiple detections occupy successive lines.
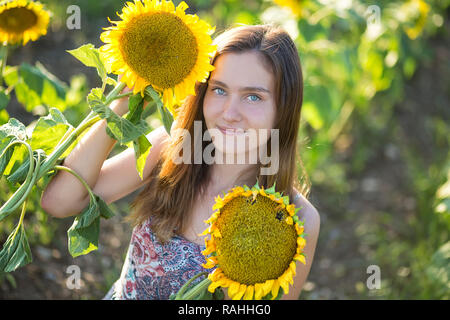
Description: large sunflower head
xmin=99 ymin=0 xmax=216 ymax=114
xmin=200 ymin=182 xmax=307 ymax=300
xmin=0 ymin=0 xmax=50 ymax=45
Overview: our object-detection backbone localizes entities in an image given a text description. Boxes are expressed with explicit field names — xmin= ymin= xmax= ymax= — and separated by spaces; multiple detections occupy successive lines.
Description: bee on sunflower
xmin=0 ymin=0 xmax=50 ymax=46
xmin=172 ymin=182 xmax=307 ymax=300
xmin=99 ymin=0 xmax=217 ymax=115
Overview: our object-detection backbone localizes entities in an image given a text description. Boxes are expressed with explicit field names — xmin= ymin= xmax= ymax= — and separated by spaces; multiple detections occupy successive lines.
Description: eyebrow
xmin=209 ymin=79 xmax=271 ymax=94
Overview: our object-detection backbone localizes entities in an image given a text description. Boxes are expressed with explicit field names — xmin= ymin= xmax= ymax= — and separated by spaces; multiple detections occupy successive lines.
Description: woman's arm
xmin=40 ymin=97 xmax=169 ymax=218
xmin=281 ymin=192 xmax=320 ymax=300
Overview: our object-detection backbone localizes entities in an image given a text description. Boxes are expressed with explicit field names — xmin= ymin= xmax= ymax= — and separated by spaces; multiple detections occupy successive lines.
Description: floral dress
xmin=103 ymin=218 xmax=213 ymax=300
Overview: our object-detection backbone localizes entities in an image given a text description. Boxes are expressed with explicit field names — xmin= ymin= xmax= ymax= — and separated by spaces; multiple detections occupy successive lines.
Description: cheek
xmin=203 ymin=95 xmax=222 ymax=124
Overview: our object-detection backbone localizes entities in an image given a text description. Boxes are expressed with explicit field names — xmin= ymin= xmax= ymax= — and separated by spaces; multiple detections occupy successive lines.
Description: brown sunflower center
xmin=214 ymin=194 xmax=298 ymax=285
xmin=119 ymin=12 xmax=198 ymax=89
xmin=0 ymin=7 xmax=38 ymax=33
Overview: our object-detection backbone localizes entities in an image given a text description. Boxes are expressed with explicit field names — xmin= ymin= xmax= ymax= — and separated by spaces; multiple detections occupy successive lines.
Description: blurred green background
xmin=0 ymin=0 xmax=449 ymax=299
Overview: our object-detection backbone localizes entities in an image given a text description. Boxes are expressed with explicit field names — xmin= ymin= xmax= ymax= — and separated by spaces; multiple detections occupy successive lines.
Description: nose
xmin=222 ymin=96 xmax=242 ymax=123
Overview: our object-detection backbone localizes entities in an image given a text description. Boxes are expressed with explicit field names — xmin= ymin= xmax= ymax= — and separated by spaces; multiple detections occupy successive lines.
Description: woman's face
xmin=203 ymin=51 xmax=277 ymax=157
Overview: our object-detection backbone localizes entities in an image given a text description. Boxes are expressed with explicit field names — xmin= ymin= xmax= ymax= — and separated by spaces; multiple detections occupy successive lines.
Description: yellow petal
xmin=233 ymin=284 xmax=247 ymax=300
xmin=228 ymin=281 xmax=240 ymax=298
xmin=262 ymin=279 xmax=274 ymax=296
xmin=208 ymin=278 xmax=227 ymax=293
xmin=280 ymin=276 xmax=290 ymax=295
xmin=271 ymin=279 xmax=280 ymax=300
xmin=254 ymin=283 xmax=264 ymax=300
xmin=243 ymin=285 xmax=254 ymax=300
xmin=295 ymin=254 xmax=306 ymax=265
xmin=209 ymin=268 xmax=224 ymax=281
xmin=297 ymin=237 xmax=306 ymax=250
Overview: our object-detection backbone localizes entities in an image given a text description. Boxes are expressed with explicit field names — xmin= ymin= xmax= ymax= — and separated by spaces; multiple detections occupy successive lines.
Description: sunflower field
xmin=0 ymin=0 xmax=449 ymax=300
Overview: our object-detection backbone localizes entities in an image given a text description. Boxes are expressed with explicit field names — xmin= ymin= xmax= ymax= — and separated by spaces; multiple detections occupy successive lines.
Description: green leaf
xmin=67 ymin=44 xmax=108 ymax=84
xmin=12 ymin=63 xmax=67 ymax=112
xmin=125 ymin=93 xmax=145 ymax=124
xmin=67 ymin=194 xmax=115 ymax=257
xmin=262 ymin=287 xmax=284 ymax=300
xmin=30 ymin=108 xmax=73 ymax=155
xmin=96 ymin=195 xmax=115 ymax=219
xmin=0 ymin=109 xmax=9 ymax=125
xmin=212 ymin=287 xmax=225 ymax=300
xmin=145 ymin=87 xmax=173 ymax=136
xmin=7 ymin=149 xmax=46 ymax=185
xmin=425 ymin=241 xmax=450 ymax=298
xmin=87 ymin=87 xmax=105 ymax=105
xmin=67 ymin=201 xmax=100 ymax=258
xmin=67 ymin=215 xmax=100 ymax=258
xmin=0 ymin=118 xmax=28 ymax=176
xmin=0 ymin=224 xmax=32 ymax=273
xmin=3 ymin=66 xmax=19 ymax=88
xmin=91 ymin=102 xmax=149 ymax=145
xmin=132 ymin=134 xmax=152 ymax=180
xmin=265 ymin=182 xmax=276 ymax=194
xmin=0 ymin=88 xmax=10 ymax=111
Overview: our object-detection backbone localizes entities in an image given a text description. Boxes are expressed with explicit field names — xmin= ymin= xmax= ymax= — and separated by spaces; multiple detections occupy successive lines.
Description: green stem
xmin=175 ymin=272 xmax=211 ymax=300
xmin=0 ymin=44 xmax=8 ymax=87
xmin=0 ymin=82 xmax=126 ymax=222
xmin=112 ymin=91 xmax=132 ymax=100
xmin=38 ymin=82 xmax=126 ymax=180
xmin=10 ymin=150 xmax=42 ymax=214
xmin=11 ymin=199 xmax=28 ymax=240
xmin=52 ymin=165 xmax=95 ymax=201
xmin=0 ymin=141 xmax=35 ymax=221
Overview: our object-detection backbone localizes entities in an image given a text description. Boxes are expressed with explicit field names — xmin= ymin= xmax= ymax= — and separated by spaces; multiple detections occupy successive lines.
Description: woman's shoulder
xmin=292 ymin=189 xmax=320 ymax=234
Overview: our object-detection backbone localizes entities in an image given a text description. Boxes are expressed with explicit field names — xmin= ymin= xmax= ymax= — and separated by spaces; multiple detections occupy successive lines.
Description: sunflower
xmin=99 ymin=0 xmax=216 ymax=114
xmin=0 ymin=0 xmax=50 ymax=45
xmin=273 ymin=0 xmax=302 ymax=18
xmin=200 ymin=182 xmax=307 ymax=300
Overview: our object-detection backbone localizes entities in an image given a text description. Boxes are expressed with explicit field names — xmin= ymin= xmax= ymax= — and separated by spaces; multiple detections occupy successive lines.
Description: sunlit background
xmin=0 ymin=0 xmax=449 ymax=299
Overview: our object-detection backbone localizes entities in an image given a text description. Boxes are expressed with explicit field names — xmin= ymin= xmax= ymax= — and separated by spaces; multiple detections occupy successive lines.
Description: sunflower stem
xmin=0 ymin=44 xmax=8 ymax=87
xmin=175 ymin=272 xmax=210 ymax=300
xmin=0 ymin=140 xmax=35 ymax=221
xmin=38 ymin=81 xmax=126 ymax=180
xmin=52 ymin=165 xmax=96 ymax=202
xmin=112 ymin=91 xmax=133 ymax=101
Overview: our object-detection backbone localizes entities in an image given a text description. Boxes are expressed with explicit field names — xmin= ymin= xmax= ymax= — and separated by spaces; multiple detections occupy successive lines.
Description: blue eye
xmin=212 ymin=87 xmax=225 ymax=95
xmin=247 ymin=94 xmax=261 ymax=102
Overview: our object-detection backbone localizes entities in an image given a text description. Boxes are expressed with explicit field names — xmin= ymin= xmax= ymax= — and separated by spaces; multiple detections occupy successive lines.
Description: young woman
xmin=41 ymin=24 xmax=320 ymax=300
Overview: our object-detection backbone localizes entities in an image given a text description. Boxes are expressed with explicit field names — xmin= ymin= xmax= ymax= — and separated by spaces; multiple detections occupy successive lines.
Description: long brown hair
xmin=128 ymin=24 xmax=310 ymax=243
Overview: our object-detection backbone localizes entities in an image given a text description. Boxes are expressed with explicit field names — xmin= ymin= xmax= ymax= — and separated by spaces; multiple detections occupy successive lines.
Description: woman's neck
xmin=206 ymin=162 xmax=258 ymax=196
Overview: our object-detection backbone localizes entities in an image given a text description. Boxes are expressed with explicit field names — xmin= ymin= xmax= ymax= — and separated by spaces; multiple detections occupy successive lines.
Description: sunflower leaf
xmin=145 ymin=87 xmax=173 ymax=136
xmin=125 ymin=93 xmax=145 ymax=124
xmin=30 ymin=108 xmax=73 ymax=156
xmin=67 ymin=193 xmax=116 ymax=257
xmin=90 ymin=102 xmax=149 ymax=145
xmin=0 ymin=118 xmax=28 ymax=177
xmin=67 ymin=198 xmax=100 ymax=258
xmin=0 ymin=88 xmax=10 ymax=111
xmin=265 ymin=182 xmax=276 ymax=194
xmin=11 ymin=63 xmax=67 ymax=112
xmin=0 ymin=224 xmax=32 ymax=273
xmin=7 ymin=149 xmax=46 ymax=185
xmin=67 ymin=44 xmax=108 ymax=85
xmin=132 ymin=134 xmax=152 ymax=180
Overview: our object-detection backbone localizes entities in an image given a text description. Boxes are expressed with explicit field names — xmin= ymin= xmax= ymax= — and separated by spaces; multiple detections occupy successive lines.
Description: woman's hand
xmin=110 ymin=75 xmax=147 ymax=116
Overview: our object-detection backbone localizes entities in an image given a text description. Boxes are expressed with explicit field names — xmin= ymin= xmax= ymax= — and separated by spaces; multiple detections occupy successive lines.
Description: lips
xmin=217 ymin=125 xmax=246 ymax=135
